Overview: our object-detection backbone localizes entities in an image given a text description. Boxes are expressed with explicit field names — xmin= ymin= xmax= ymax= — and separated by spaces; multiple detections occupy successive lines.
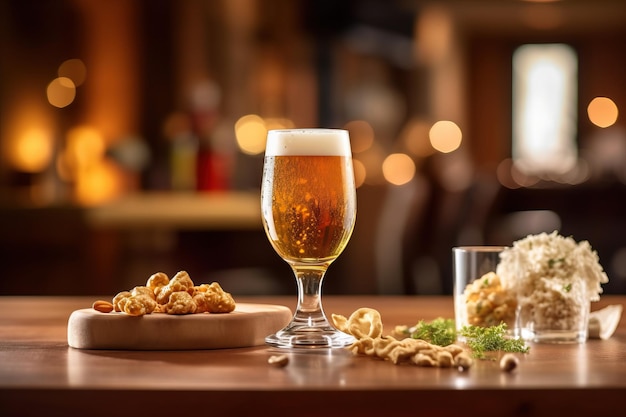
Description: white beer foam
xmin=265 ymin=129 xmax=351 ymax=156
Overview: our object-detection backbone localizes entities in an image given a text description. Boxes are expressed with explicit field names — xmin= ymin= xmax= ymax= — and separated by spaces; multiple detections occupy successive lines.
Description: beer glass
xmin=261 ymin=129 xmax=357 ymax=348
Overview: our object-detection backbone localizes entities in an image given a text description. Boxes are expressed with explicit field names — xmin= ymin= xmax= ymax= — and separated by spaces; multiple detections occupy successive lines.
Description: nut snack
xmin=94 ymin=270 xmax=236 ymax=317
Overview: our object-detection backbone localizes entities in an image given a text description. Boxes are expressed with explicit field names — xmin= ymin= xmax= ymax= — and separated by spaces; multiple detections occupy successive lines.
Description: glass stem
xmin=292 ymin=265 xmax=329 ymax=326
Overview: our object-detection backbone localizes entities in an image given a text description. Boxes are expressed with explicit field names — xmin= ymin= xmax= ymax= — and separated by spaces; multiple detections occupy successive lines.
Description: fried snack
xmin=101 ymin=270 xmax=236 ymax=316
xmin=464 ymin=272 xmax=516 ymax=328
xmin=193 ymin=282 xmax=236 ymax=313
xmin=332 ymin=308 xmax=383 ymax=339
xmin=131 ymin=285 xmax=156 ymax=300
xmin=112 ymin=291 xmax=132 ymax=312
xmin=349 ymin=335 xmax=471 ymax=368
xmin=165 ymin=291 xmax=197 ymax=315
xmin=332 ymin=308 xmax=473 ymax=369
xmin=156 ymin=271 xmax=195 ymax=305
xmin=112 ymin=288 xmax=158 ymax=316
xmin=146 ymin=272 xmax=169 ymax=297
xmin=123 ymin=295 xmax=158 ymax=316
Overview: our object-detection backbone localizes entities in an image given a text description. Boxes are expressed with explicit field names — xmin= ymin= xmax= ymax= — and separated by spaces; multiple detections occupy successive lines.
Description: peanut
xmin=500 ymin=353 xmax=519 ymax=372
xmin=454 ymin=352 xmax=474 ymax=371
xmin=92 ymin=300 xmax=114 ymax=313
xmin=268 ymin=354 xmax=289 ymax=367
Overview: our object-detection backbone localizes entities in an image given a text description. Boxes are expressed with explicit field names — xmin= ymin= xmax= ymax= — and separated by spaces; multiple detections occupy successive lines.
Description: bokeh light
xmin=496 ymin=158 xmax=520 ymax=189
xmin=234 ymin=114 xmax=294 ymax=155
xmin=352 ymin=158 xmax=366 ymax=188
xmin=74 ymin=159 xmax=124 ymax=206
xmin=357 ymin=144 xmax=386 ymax=186
xmin=7 ymin=128 xmax=54 ymax=173
xmin=234 ymin=114 xmax=267 ymax=155
xmin=344 ymin=120 xmax=375 ymax=153
xmin=58 ymin=58 xmax=87 ymax=87
xmin=511 ymin=160 xmax=540 ymax=187
xmin=429 ymin=120 xmax=462 ymax=153
xmin=400 ymin=118 xmax=435 ymax=158
xmin=513 ymin=43 xmax=578 ymax=176
xmin=560 ymin=158 xmax=590 ymax=185
xmin=47 ymin=77 xmax=76 ymax=108
xmin=59 ymin=126 xmax=105 ymax=180
xmin=382 ymin=153 xmax=416 ymax=186
xmin=588 ymin=96 xmax=619 ymax=128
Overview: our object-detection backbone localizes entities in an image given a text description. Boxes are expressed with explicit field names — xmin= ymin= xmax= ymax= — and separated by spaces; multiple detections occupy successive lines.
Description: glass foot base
xmin=266 ymin=326 xmax=355 ymax=349
xmin=519 ymin=328 xmax=587 ymax=344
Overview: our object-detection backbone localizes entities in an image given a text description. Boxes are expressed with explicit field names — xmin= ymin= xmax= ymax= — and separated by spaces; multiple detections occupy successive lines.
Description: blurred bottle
xmin=170 ymin=130 xmax=198 ymax=191
xmin=188 ymin=80 xmax=232 ymax=191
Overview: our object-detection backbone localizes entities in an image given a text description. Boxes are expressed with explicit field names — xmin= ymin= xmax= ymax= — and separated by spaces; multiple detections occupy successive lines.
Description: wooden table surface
xmin=1 ymin=295 xmax=625 ymax=417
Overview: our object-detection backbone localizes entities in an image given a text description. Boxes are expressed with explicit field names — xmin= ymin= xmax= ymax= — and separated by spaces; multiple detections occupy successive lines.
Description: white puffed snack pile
xmin=97 ymin=271 xmax=236 ymax=316
xmin=496 ymin=231 xmax=609 ymax=332
xmin=332 ymin=308 xmax=473 ymax=369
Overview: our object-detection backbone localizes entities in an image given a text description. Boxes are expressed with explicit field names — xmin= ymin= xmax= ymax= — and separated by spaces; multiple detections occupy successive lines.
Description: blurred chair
xmin=375 ymin=165 xmax=502 ymax=295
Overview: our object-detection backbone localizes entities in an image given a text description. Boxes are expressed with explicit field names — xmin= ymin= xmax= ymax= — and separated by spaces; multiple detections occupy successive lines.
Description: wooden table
xmin=1 ymin=295 xmax=625 ymax=417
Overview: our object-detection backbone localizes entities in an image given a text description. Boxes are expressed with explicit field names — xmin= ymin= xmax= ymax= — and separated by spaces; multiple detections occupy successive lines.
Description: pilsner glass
xmin=261 ymin=128 xmax=357 ymax=348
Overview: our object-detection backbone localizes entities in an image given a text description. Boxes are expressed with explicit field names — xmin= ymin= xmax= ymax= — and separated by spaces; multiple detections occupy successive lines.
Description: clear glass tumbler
xmin=453 ymin=246 xmax=516 ymax=338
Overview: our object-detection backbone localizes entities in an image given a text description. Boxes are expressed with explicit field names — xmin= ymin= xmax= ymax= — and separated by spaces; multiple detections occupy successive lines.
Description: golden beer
xmin=261 ymin=155 xmax=356 ymax=264
xmin=261 ymin=128 xmax=357 ymax=348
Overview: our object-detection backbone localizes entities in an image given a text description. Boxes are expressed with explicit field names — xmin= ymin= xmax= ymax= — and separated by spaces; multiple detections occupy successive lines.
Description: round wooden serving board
xmin=67 ymin=303 xmax=293 ymax=350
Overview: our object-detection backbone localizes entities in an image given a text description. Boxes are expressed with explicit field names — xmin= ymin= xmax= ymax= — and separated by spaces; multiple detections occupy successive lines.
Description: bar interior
xmin=1 ymin=0 xmax=626 ymax=297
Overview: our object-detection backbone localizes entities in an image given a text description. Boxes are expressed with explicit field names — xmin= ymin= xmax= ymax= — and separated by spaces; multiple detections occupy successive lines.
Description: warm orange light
xmin=429 ymin=120 xmax=462 ymax=153
xmin=352 ymin=158 xmax=366 ymax=188
xmin=382 ymin=153 xmax=416 ymax=186
xmin=234 ymin=114 xmax=267 ymax=155
xmin=74 ymin=159 xmax=124 ymax=205
xmin=47 ymin=77 xmax=76 ymax=108
xmin=588 ymin=97 xmax=619 ymax=128
xmin=58 ymin=58 xmax=87 ymax=87
xmin=67 ymin=126 xmax=105 ymax=168
xmin=7 ymin=128 xmax=54 ymax=173
xmin=59 ymin=126 xmax=105 ymax=181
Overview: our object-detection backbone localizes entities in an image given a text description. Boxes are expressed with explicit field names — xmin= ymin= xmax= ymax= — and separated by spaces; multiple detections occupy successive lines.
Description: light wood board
xmin=67 ymin=303 xmax=292 ymax=350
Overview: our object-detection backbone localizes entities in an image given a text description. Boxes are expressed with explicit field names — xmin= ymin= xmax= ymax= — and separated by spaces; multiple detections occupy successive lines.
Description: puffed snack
xmin=193 ymin=282 xmax=236 ymax=313
xmin=155 ymin=271 xmax=195 ymax=305
xmin=100 ymin=270 xmax=236 ymax=316
xmin=332 ymin=308 xmax=473 ymax=369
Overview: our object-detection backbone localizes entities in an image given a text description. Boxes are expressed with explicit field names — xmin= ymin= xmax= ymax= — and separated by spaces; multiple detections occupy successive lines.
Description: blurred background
xmin=1 ymin=0 xmax=626 ymax=296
